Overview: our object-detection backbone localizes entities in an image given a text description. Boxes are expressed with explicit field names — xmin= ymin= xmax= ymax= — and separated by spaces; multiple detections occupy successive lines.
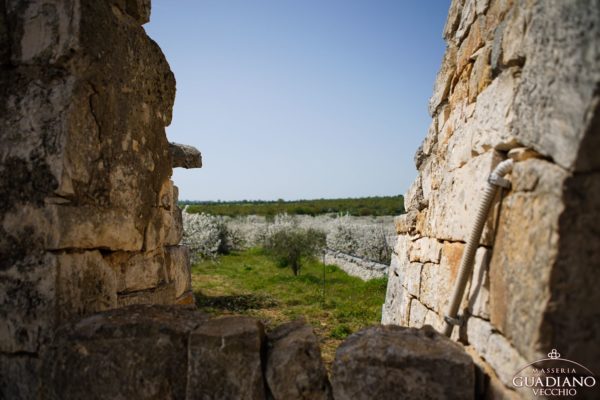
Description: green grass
xmin=191 ymin=248 xmax=388 ymax=368
xmin=182 ymin=195 xmax=404 ymax=217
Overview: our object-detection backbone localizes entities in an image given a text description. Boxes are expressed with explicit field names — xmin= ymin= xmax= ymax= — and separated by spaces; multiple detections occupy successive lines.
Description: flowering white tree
xmin=182 ymin=211 xmax=395 ymax=264
xmin=181 ymin=212 xmax=222 ymax=262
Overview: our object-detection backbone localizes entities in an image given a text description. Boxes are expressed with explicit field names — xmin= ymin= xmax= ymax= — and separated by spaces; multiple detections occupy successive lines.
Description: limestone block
xmin=420 ymin=263 xmax=450 ymax=314
xmin=382 ymin=255 xmax=404 ymax=325
xmin=423 ymin=151 xmax=503 ymax=244
xmin=167 ymin=205 xmax=184 ymax=245
xmin=429 ymin=44 xmax=457 ymax=115
xmin=455 ymin=0 xmax=477 ymax=44
xmin=331 ymin=325 xmax=474 ymax=400
xmin=265 ymin=319 xmax=332 ymax=400
xmin=468 ymin=46 xmax=492 ymax=102
xmin=40 ymin=305 xmax=208 ymax=400
xmin=382 ymin=283 xmax=411 ymax=326
xmin=0 ymin=254 xmax=56 ymax=353
xmin=187 ymin=316 xmax=266 ymax=400
xmin=408 ymin=236 xmax=443 ymax=264
xmin=117 ymin=282 xmax=176 ymax=307
xmin=0 ymin=75 xmax=76 ymax=201
xmin=105 ymin=249 xmax=167 ymax=293
xmin=405 ymin=262 xmax=422 ymax=297
xmin=500 ymin=2 xmax=527 ymax=66
xmin=489 ymin=159 xmax=568 ymax=361
xmin=470 ymin=69 xmax=520 ymax=154
xmin=123 ymin=0 xmax=151 ymax=24
xmin=456 ymin=16 xmax=484 ymax=75
xmin=420 ymin=241 xmax=471 ymax=314
xmin=3 ymin=205 xmax=143 ymax=253
xmin=443 ymin=0 xmax=464 ymax=40
xmin=465 ymin=317 xmax=528 ymax=387
xmin=165 ymin=245 xmax=192 ymax=298
xmin=512 ymin=0 xmax=600 ymax=171
xmin=424 ymin=309 xmax=444 ymax=332
xmin=48 ymin=205 xmax=144 ymax=251
xmin=5 ymin=0 xmax=80 ymax=65
xmin=169 ymin=142 xmax=202 ymax=169
xmin=144 ymin=208 xmax=174 ymax=251
xmin=484 ymin=0 xmax=514 ymax=41
xmin=394 ymin=210 xmax=417 ymax=234
xmin=408 ymin=299 xmax=429 ymax=327
xmin=56 ymin=251 xmax=118 ymax=324
xmin=448 ymin=61 xmax=473 ymax=110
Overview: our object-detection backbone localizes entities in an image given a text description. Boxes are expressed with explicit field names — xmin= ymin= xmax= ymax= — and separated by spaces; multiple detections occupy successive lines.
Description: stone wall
xmin=382 ymin=0 xmax=600 ymax=397
xmin=0 ymin=1 xmax=199 ymax=397
xmin=324 ymin=249 xmax=388 ymax=281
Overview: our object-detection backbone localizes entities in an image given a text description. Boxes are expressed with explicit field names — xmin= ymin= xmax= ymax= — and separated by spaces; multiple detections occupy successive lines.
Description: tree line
xmin=181 ymin=195 xmax=405 ymax=217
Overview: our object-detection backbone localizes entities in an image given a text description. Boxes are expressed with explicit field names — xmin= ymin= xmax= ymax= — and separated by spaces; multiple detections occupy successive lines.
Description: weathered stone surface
xmin=408 ymin=298 xmax=429 ymax=327
xmin=405 ymin=262 xmax=422 ymax=297
xmin=512 ymin=0 xmax=600 ymax=171
xmin=429 ymin=44 xmax=457 ymax=115
xmin=187 ymin=316 xmax=266 ymax=400
xmin=424 ymin=151 xmax=503 ymax=245
xmin=465 ymin=316 xmax=528 ymax=387
xmin=5 ymin=0 xmax=81 ymax=65
xmin=165 ymin=245 xmax=192 ymax=298
xmin=489 ymin=159 xmax=567 ymax=361
xmin=394 ymin=209 xmax=418 ymax=234
xmin=455 ymin=0 xmax=478 ymax=44
xmin=0 ymin=254 xmax=57 ymax=353
xmin=105 ymin=249 xmax=167 ymax=293
xmin=169 ymin=142 xmax=202 ymax=169
xmin=470 ymin=69 xmax=520 ymax=153
xmin=56 ymin=251 xmax=118 ymax=324
xmin=408 ymin=236 xmax=443 ymax=264
xmin=123 ymin=0 xmax=151 ymax=24
xmin=40 ymin=305 xmax=208 ymax=400
xmin=265 ymin=319 xmax=332 ymax=400
xmin=331 ymin=325 xmax=474 ymax=400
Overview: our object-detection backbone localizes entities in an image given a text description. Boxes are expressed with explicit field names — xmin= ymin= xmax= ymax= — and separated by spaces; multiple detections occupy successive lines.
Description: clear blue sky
xmin=145 ymin=0 xmax=450 ymax=201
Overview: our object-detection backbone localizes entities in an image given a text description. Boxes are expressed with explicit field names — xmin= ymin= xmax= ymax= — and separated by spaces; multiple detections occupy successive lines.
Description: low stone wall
xmin=35 ymin=305 xmax=474 ymax=400
xmin=324 ymin=250 xmax=388 ymax=281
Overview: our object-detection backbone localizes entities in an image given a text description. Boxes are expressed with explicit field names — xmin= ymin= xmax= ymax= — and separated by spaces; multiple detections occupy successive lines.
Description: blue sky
xmin=145 ymin=0 xmax=450 ymax=201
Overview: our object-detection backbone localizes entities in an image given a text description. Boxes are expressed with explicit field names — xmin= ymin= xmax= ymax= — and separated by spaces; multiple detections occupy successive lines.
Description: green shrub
xmin=264 ymin=227 xmax=326 ymax=276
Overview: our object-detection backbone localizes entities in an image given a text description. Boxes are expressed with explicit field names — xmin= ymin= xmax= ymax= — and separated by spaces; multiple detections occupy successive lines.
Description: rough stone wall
xmin=0 ymin=1 xmax=195 ymax=396
xmin=382 ymin=0 xmax=600 ymax=396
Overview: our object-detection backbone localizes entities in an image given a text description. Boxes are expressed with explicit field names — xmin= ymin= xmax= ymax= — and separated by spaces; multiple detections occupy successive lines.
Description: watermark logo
xmin=512 ymin=349 xmax=597 ymax=397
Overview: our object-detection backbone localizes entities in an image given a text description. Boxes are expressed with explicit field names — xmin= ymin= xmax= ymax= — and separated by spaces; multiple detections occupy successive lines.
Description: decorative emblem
xmin=547 ymin=349 xmax=561 ymax=360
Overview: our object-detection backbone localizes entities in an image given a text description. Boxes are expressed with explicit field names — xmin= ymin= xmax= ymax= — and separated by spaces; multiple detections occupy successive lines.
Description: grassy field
xmin=191 ymin=248 xmax=387 ymax=368
xmin=183 ymin=195 xmax=404 ymax=217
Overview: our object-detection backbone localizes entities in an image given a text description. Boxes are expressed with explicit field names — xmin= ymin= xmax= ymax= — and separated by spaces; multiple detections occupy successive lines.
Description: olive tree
xmin=264 ymin=227 xmax=326 ymax=276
